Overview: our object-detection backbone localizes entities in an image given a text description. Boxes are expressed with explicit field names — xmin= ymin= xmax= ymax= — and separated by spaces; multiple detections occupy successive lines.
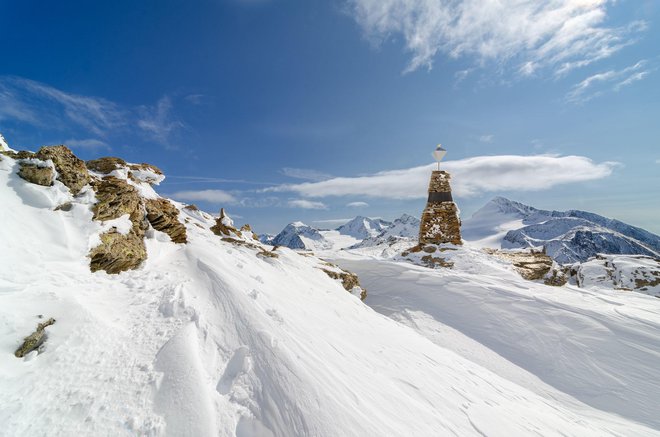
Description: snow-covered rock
xmin=336 ymin=216 xmax=391 ymax=239
xmin=570 ymin=254 xmax=660 ymax=297
xmin=463 ymin=197 xmax=660 ymax=264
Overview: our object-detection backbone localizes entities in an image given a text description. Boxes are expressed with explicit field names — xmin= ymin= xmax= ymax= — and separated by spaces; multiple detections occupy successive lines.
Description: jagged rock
xmin=15 ymin=317 xmax=56 ymax=358
xmin=35 ymin=145 xmax=90 ymax=194
xmin=240 ymin=224 xmax=259 ymax=240
xmin=320 ymin=264 xmax=367 ymax=300
xmin=89 ymin=230 xmax=147 ymax=274
xmin=485 ymin=249 xmax=566 ymax=286
xmin=54 ymin=202 xmax=73 ymax=212
xmin=91 ymin=176 xmax=143 ymax=222
xmin=17 ymin=161 xmax=54 ymax=186
xmin=211 ymin=208 xmax=237 ymax=236
xmin=127 ymin=163 xmax=164 ymax=185
xmin=89 ymin=176 xmax=148 ymax=274
xmin=145 ymin=198 xmax=187 ymax=244
xmin=1 ymin=150 xmax=36 ymax=160
xmin=85 ymin=157 xmax=127 ymax=174
xmin=184 ymin=204 xmax=199 ymax=211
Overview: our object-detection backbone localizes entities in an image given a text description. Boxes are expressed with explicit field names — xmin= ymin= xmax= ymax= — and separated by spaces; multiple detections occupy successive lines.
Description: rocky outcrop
xmin=14 ymin=317 xmax=56 ymax=358
xmin=401 ymin=244 xmax=455 ymax=268
xmin=92 ymin=176 xmax=143 ymax=222
xmin=485 ymin=249 xmax=566 ymax=286
xmin=89 ymin=176 xmax=148 ymax=274
xmin=17 ymin=161 xmax=54 ymax=186
xmin=86 ymin=157 xmax=127 ymax=174
xmin=419 ymin=171 xmax=462 ymax=245
xmin=35 ymin=146 xmax=90 ymax=194
xmin=211 ymin=208 xmax=237 ymax=236
xmin=89 ymin=230 xmax=148 ymax=274
xmin=240 ymin=224 xmax=259 ymax=240
xmin=145 ymin=198 xmax=187 ymax=244
xmin=320 ymin=263 xmax=367 ymax=300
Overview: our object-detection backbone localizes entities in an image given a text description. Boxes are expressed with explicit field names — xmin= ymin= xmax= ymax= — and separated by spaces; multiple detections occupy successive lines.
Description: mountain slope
xmin=268 ymin=221 xmax=329 ymax=250
xmin=335 ymin=216 xmax=391 ymax=239
xmin=463 ymin=197 xmax=660 ymax=263
xmin=3 ymin=148 xmax=659 ymax=436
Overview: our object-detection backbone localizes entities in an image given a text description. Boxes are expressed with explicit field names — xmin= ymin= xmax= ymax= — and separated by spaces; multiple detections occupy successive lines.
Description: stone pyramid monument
xmin=418 ymin=146 xmax=462 ymax=245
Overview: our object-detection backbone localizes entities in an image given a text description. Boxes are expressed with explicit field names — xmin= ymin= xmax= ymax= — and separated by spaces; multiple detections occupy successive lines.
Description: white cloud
xmin=266 ymin=154 xmax=617 ymax=199
xmin=65 ymin=138 xmax=109 ymax=150
xmin=137 ymin=96 xmax=184 ymax=147
xmin=170 ymin=189 xmax=237 ymax=203
xmin=281 ymin=167 xmax=332 ymax=181
xmin=479 ymin=134 xmax=494 ymax=143
xmin=346 ymin=201 xmax=369 ymax=208
xmin=0 ymin=76 xmax=124 ymax=135
xmin=287 ymin=199 xmax=328 ymax=210
xmin=0 ymin=76 xmax=183 ymax=147
xmin=567 ymin=60 xmax=652 ymax=103
xmin=347 ymin=0 xmax=645 ymax=76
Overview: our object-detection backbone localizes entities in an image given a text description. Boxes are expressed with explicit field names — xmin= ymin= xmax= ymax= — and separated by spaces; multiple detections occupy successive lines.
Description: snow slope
xmin=333 ymin=246 xmax=660 ymax=432
xmin=3 ymin=151 xmax=660 ymax=436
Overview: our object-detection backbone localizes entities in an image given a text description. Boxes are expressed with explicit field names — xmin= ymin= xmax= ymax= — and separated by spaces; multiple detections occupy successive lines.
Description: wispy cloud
xmin=170 ymin=189 xmax=237 ymax=203
xmin=347 ymin=0 xmax=645 ymax=77
xmin=346 ymin=201 xmax=369 ymax=208
xmin=566 ymin=60 xmax=652 ymax=103
xmin=0 ymin=76 xmax=184 ymax=147
xmin=266 ymin=154 xmax=617 ymax=199
xmin=479 ymin=134 xmax=494 ymax=143
xmin=64 ymin=138 xmax=110 ymax=150
xmin=137 ymin=96 xmax=184 ymax=148
xmin=281 ymin=167 xmax=332 ymax=181
xmin=287 ymin=199 xmax=328 ymax=210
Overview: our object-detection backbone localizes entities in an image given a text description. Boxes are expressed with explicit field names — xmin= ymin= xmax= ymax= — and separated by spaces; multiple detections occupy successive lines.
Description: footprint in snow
xmin=266 ymin=309 xmax=284 ymax=325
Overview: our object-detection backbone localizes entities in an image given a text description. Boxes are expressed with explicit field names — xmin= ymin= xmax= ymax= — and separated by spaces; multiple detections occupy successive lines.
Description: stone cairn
xmin=418 ymin=170 xmax=462 ymax=245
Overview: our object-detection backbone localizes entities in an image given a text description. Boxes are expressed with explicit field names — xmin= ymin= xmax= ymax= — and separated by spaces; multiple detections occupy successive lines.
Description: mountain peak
xmin=336 ymin=216 xmax=391 ymax=239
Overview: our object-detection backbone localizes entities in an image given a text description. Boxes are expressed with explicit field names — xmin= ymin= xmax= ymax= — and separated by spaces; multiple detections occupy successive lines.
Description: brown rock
xmin=91 ymin=176 xmax=143 ymax=222
xmin=14 ymin=317 xmax=56 ymax=358
xmin=88 ymin=176 xmax=149 ymax=274
xmin=17 ymin=162 xmax=54 ymax=186
xmin=211 ymin=208 xmax=237 ymax=236
xmin=86 ymin=157 xmax=127 ymax=174
xmin=89 ymin=230 xmax=147 ymax=274
xmin=36 ymin=145 xmax=90 ymax=194
xmin=145 ymin=198 xmax=187 ymax=243
xmin=320 ymin=265 xmax=367 ymax=300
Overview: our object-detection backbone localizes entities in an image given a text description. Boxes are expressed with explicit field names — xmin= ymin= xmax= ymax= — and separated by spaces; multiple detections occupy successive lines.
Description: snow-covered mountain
xmin=335 ymin=216 xmax=391 ymax=239
xmin=268 ymin=221 xmax=330 ymax=250
xmin=463 ymin=197 xmax=660 ymax=264
xmin=351 ymin=213 xmax=420 ymax=249
xmin=4 ymin=138 xmax=660 ymax=436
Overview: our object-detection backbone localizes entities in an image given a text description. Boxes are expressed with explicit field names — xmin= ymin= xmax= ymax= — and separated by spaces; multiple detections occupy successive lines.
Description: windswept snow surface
xmin=2 ymin=152 xmax=660 ymax=436
xmin=334 ymin=247 xmax=660 ymax=432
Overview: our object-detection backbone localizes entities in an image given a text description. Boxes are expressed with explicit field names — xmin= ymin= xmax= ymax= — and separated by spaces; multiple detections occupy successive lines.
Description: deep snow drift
xmin=2 ymin=145 xmax=660 ymax=436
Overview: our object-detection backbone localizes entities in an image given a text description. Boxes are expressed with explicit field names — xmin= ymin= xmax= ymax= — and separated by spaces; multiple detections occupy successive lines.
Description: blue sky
xmin=1 ymin=0 xmax=659 ymax=234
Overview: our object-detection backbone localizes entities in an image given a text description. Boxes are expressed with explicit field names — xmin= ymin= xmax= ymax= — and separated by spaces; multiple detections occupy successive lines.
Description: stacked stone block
xmin=418 ymin=170 xmax=462 ymax=245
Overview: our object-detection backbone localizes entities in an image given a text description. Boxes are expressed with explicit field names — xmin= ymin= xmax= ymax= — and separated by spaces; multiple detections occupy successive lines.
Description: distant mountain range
xmin=463 ymin=197 xmax=660 ymax=264
xmin=263 ymin=215 xmax=417 ymax=251
xmin=336 ymin=216 xmax=391 ymax=239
